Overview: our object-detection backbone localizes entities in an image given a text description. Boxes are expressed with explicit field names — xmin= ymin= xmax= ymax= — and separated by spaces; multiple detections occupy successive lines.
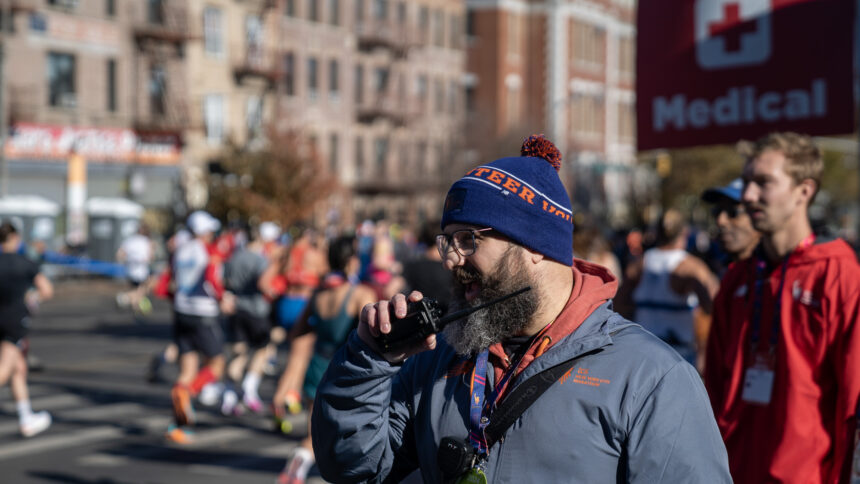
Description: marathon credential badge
xmin=741 ymin=355 xmax=774 ymax=405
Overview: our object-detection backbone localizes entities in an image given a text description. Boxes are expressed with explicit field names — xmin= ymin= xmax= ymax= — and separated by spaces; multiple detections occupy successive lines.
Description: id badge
xmin=741 ymin=364 xmax=774 ymax=405
xmin=456 ymin=467 xmax=488 ymax=484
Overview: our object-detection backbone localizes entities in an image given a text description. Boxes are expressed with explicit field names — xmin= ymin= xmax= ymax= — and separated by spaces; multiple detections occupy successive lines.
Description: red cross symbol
xmin=708 ymin=3 xmax=760 ymax=52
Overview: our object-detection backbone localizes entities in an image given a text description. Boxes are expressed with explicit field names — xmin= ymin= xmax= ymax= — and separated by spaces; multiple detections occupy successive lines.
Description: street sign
xmin=637 ymin=0 xmax=855 ymax=151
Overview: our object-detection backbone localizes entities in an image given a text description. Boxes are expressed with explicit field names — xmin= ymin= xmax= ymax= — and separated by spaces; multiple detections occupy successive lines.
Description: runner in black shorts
xmin=220 ymin=223 xmax=275 ymax=415
xmin=0 ymin=222 xmax=54 ymax=437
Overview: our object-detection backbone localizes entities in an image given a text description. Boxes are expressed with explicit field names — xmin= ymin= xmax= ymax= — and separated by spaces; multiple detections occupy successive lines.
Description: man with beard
xmin=311 ymin=135 xmax=731 ymax=483
xmin=701 ymin=178 xmax=760 ymax=272
xmin=704 ymin=133 xmax=860 ymax=483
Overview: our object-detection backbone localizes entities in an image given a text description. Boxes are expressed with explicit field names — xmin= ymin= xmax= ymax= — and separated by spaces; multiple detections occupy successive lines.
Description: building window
xmin=374 ymin=137 xmax=388 ymax=176
xmin=48 ymin=52 xmax=75 ymax=107
xmin=396 ymin=2 xmax=406 ymax=23
xmin=432 ymin=9 xmax=444 ymax=47
xmin=204 ymin=94 xmax=226 ymax=144
xmin=448 ymin=79 xmax=457 ymax=115
xmin=107 ymin=59 xmax=117 ymax=112
xmin=328 ymin=0 xmax=340 ymax=25
xmin=618 ymin=102 xmax=635 ymax=142
xmin=618 ymin=36 xmax=635 ymax=78
xmin=308 ymin=57 xmax=319 ymax=99
xmin=148 ymin=0 xmax=164 ymax=24
xmin=106 ymin=0 xmax=115 ymax=17
xmin=354 ymin=64 xmax=364 ymax=104
xmin=355 ymin=136 xmax=365 ymax=179
xmin=308 ymin=0 xmax=319 ymax=22
xmin=285 ymin=0 xmax=296 ymax=17
xmin=246 ymin=95 xmax=263 ymax=142
xmin=355 ymin=0 xmax=365 ymax=23
xmin=466 ymin=11 xmax=475 ymax=37
xmin=373 ymin=67 xmax=389 ymax=94
xmin=449 ymin=15 xmax=461 ymax=49
xmin=418 ymin=7 xmax=429 ymax=42
xmin=505 ymin=85 xmax=520 ymax=129
xmin=571 ymin=94 xmax=605 ymax=135
xmin=571 ymin=20 xmax=606 ymax=68
xmin=329 ymin=133 xmax=339 ymax=172
xmin=203 ymin=7 xmax=223 ymax=56
xmin=246 ymin=15 xmax=264 ymax=68
xmin=372 ymin=0 xmax=387 ymax=20
xmin=416 ymin=142 xmax=427 ymax=173
xmin=149 ymin=63 xmax=166 ymax=116
xmin=434 ymin=79 xmax=444 ymax=113
xmin=283 ymin=53 xmax=295 ymax=95
xmin=465 ymin=85 xmax=475 ymax=113
xmin=416 ymin=74 xmax=427 ymax=110
xmin=329 ymin=59 xmax=339 ymax=98
xmin=507 ymin=13 xmax=520 ymax=56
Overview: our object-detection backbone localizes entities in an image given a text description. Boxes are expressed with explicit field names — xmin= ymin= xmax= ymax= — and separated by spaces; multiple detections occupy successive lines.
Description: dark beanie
xmin=441 ymin=135 xmax=574 ymax=266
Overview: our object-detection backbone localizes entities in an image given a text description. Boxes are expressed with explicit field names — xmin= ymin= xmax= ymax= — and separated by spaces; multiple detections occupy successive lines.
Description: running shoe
xmin=165 ymin=424 xmax=194 ymax=444
xmin=138 ymin=296 xmax=152 ymax=314
xmin=243 ymin=394 xmax=264 ymax=414
xmin=20 ymin=411 xmax=51 ymax=438
xmin=277 ymin=448 xmax=314 ymax=484
xmin=171 ymin=385 xmax=195 ymax=426
xmin=198 ymin=382 xmax=223 ymax=407
xmin=284 ymin=390 xmax=303 ymax=415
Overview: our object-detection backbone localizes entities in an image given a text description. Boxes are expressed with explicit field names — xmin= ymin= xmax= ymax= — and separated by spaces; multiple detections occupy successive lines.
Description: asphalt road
xmin=0 ymin=278 xmax=324 ymax=484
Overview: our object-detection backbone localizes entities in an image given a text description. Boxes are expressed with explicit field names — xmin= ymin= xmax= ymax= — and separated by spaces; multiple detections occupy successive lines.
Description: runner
xmin=166 ymin=211 xmax=227 ymax=444
xmin=115 ymin=225 xmax=156 ymax=317
xmin=220 ymin=222 xmax=277 ymax=415
xmin=0 ymin=221 xmax=54 ymax=437
xmin=274 ymin=235 xmax=376 ymax=484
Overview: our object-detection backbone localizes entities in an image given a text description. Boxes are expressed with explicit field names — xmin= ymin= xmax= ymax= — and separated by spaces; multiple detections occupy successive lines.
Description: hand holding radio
xmin=358 ymin=287 xmax=533 ymax=363
xmin=358 ymin=291 xmax=438 ymax=363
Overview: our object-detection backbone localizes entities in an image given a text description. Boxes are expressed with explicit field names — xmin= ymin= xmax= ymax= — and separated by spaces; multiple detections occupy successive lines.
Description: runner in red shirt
xmin=704 ymin=133 xmax=860 ymax=483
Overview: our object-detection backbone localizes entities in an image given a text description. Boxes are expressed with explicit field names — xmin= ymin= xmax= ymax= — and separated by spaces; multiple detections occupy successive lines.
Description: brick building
xmin=464 ymin=0 xmax=636 ymax=225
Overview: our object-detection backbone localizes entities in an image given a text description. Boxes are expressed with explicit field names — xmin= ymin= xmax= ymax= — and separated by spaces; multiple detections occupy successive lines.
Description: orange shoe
xmin=171 ymin=385 xmax=195 ymax=426
xmin=284 ymin=390 xmax=303 ymax=415
xmin=165 ymin=424 xmax=194 ymax=444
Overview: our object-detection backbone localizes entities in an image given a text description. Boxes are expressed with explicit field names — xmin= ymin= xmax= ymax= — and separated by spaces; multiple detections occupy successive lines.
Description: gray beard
xmin=443 ymin=246 xmax=540 ymax=356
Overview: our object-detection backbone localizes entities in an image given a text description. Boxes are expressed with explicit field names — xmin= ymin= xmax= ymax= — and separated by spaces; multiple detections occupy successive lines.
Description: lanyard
xmin=467 ymin=337 xmax=538 ymax=455
xmin=749 ymin=234 xmax=814 ymax=356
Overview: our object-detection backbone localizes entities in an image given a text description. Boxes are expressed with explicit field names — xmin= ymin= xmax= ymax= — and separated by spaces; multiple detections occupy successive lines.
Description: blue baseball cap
xmin=702 ymin=178 xmax=743 ymax=203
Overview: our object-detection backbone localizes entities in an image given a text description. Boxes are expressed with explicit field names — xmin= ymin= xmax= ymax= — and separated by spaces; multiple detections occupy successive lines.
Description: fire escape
xmin=354 ymin=13 xmax=412 ymax=128
xmin=131 ymin=0 xmax=191 ymax=135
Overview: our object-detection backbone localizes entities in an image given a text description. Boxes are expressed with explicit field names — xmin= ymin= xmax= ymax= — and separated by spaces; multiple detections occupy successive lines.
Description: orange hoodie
xmin=487 ymin=259 xmax=619 ymax=393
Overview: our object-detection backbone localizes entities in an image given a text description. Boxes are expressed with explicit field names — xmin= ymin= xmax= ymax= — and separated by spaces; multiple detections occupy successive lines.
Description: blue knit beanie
xmin=441 ymin=135 xmax=573 ymax=266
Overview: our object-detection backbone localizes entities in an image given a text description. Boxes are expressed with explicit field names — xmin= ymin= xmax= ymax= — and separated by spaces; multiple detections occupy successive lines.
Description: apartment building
xmin=1 ymin=0 xmax=186 ymax=219
xmin=465 ymin=0 xmax=636 ymax=225
xmin=0 ymin=0 xmax=469 ymax=233
xmin=269 ymin=0 xmax=468 ymax=228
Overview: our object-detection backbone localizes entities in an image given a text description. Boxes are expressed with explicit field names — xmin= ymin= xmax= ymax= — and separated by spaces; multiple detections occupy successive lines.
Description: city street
xmin=0 ymin=278 xmax=322 ymax=484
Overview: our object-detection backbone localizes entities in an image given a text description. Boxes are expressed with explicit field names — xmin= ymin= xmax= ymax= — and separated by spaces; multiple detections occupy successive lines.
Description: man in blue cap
xmin=310 ymin=135 xmax=730 ymax=483
xmin=702 ymin=178 xmax=760 ymax=268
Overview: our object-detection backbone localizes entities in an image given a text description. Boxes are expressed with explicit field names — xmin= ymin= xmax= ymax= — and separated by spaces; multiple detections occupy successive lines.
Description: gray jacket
xmin=312 ymin=302 xmax=731 ymax=483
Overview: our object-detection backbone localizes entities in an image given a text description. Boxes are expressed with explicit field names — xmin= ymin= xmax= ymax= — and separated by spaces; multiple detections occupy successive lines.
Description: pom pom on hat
xmin=520 ymin=134 xmax=562 ymax=171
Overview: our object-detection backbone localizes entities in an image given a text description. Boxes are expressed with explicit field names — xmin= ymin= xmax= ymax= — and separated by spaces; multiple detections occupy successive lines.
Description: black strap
xmin=484 ymin=357 xmax=578 ymax=449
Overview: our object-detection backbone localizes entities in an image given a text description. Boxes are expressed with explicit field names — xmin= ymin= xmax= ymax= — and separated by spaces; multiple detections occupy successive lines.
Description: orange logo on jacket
xmin=562 ymin=367 xmax=611 ymax=388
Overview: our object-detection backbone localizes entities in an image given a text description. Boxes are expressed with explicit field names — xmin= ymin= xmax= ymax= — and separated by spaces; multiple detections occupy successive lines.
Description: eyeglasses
xmin=436 ymin=228 xmax=494 ymax=259
xmin=711 ymin=204 xmax=745 ymax=219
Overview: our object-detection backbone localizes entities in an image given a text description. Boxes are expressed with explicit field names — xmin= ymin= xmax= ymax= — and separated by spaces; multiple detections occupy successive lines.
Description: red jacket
xmin=705 ymin=238 xmax=860 ymax=484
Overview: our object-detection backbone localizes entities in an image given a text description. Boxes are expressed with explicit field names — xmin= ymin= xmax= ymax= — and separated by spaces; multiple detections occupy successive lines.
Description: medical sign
xmin=637 ymin=0 xmax=855 ymax=151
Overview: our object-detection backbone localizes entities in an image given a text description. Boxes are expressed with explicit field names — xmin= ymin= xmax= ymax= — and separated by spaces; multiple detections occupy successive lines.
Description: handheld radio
xmin=376 ymin=286 xmax=532 ymax=353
